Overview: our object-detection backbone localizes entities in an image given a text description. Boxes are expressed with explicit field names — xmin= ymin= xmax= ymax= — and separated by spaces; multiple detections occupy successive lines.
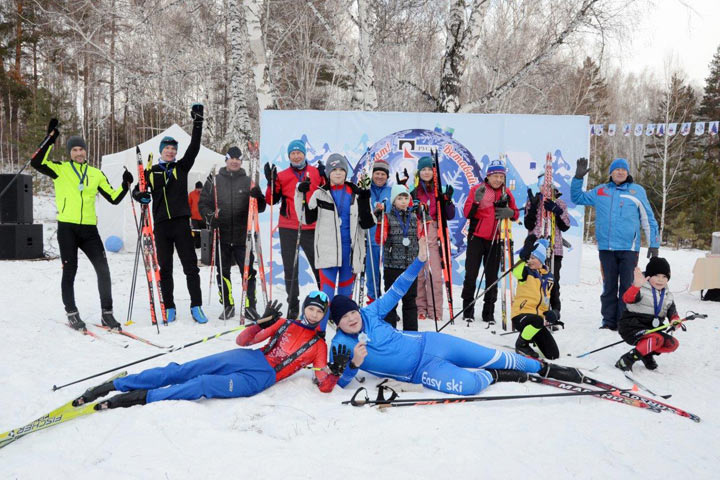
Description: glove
xmin=190 ymin=103 xmax=204 ymax=122
xmin=317 ymin=161 xmax=326 ymax=179
xmin=647 ymin=247 xmax=659 ymax=258
xmin=519 ymin=234 xmax=538 ymax=262
xmin=264 ymin=163 xmax=278 ymax=184
xmin=373 ymin=202 xmax=384 ymax=218
xmin=395 ymin=168 xmax=409 ymax=186
xmin=527 ymin=189 xmax=541 ymax=209
xmin=207 ymin=215 xmax=219 ymax=228
xmin=544 ymin=310 xmax=562 ymax=326
xmin=246 ymin=300 xmax=283 ymax=329
xmin=250 ymin=186 xmax=263 ymax=200
xmin=544 ymin=198 xmax=563 ymax=216
xmin=494 ymin=206 xmax=514 ymax=219
xmin=132 ymin=190 xmax=151 ymax=204
xmin=46 ymin=118 xmax=59 ymax=144
xmin=297 ymin=177 xmax=311 ymax=193
xmin=328 ymin=344 xmax=351 ymax=376
xmin=357 ymin=188 xmax=371 ymax=200
xmin=474 ymin=184 xmax=486 ymax=202
xmin=575 ymin=157 xmax=589 ymax=179
xmin=122 ymin=169 xmax=134 ymax=186
xmin=442 ymin=184 xmax=454 ymax=201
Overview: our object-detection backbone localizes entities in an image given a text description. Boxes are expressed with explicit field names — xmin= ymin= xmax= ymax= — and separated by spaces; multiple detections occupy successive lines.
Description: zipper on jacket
xmin=163 ymin=186 xmax=172 ymax=219
xmin=607 ymin=186 xmax=615 ymax=250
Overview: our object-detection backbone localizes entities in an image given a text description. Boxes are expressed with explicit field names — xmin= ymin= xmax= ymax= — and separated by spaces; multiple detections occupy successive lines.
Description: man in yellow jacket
xmin=31 ymin=120 xmax=132 ymax=332
xmin=511 ymin=234 xmax=564 ymax=359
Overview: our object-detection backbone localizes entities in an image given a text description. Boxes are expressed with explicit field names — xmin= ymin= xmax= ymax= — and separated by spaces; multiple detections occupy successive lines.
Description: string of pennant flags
xmin=589 ymin=121 xmax=719 ymax=137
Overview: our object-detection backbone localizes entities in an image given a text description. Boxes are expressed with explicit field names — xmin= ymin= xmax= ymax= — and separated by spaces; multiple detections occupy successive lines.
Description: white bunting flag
xmin=680 ymin=122 xmax=691 ymax=136
xmin=695 ymin=122 xmax=705 ymax=136
xmin=710 ymin=121 xmax=719 ymax=136
xmin=623 ymin=123 xmax=632 ymax=136
xmin=667 ymin=123 xmax=677 ymax=136
xmin=596 ymin=124 xmax=604 ymax=136
xmin=645 ymin=124 xmax=655 ymax=136
xmin=634 ymin=124 xmax=644 ymax=136
xmin=608 ymin=124 xmax=616 ymax=136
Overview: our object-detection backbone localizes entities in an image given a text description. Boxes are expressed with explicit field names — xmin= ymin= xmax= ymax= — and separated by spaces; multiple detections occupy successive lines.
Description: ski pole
xmin=575 ymin=313 xmax=706 ymax=358
xmin=0 ymin=119 xmax=58 ymax=200
xmin=345 ymin=385 xmax=630 ymax=408
xmin=51 ymin=318 xmax=269 ymax=392
xmin=125 ymin=198 xmax=143 ymax=326
xmin=438 ymin=263 xmax=514 ymax=333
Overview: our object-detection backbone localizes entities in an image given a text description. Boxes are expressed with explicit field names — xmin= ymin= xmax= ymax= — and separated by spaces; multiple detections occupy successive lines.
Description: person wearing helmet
xmin=73 ymin=292 xmax=350 ymax=410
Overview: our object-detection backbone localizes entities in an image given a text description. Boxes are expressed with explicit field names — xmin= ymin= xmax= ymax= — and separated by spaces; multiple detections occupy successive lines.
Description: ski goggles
xmin=303 ymin=290 xmax=329 ymax=312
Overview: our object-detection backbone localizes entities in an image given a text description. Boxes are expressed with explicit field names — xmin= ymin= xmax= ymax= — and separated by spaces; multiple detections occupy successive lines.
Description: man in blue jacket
xmin=571 ymin=157 xmax=660 ymax=331
xmin=328 ymin=237 xmax=582 ymax=396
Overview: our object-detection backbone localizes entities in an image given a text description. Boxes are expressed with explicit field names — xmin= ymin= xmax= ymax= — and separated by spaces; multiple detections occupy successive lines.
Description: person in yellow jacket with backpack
xmin=30 ymin=120 xmax=132 ymax=332
xmin=511 ymin=234 xmax=564 ymax=359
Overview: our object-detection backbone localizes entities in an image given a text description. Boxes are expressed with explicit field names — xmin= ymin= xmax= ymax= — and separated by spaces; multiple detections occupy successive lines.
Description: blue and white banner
xmin=259 ymin=110 xmax=590 ymax=289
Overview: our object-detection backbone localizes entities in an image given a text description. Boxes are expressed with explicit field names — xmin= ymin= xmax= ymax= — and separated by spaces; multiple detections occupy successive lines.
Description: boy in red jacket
xmin=461 ymin=159 xmax=519 ymax=324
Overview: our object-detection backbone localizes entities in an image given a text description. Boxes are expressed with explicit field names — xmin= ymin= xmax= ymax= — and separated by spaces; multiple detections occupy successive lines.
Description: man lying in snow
xmin=74 ymin=293 xmax=350 ymax=410
xmin=329 ymin=237 xmax=581 ymax=396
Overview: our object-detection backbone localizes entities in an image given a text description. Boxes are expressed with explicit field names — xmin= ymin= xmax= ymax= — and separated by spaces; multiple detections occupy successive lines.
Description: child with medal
xmin=374 ymin=184 xmax=421 ymax=331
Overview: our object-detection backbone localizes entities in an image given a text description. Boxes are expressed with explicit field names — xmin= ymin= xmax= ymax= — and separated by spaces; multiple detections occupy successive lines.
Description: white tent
xmin=97 ymin=124 xmax=226 ymax=251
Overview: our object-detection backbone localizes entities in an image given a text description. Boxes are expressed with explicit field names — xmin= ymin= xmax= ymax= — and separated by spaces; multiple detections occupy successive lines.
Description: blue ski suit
xmin=366 ymin=183 xmax=392 ymax=301
xmin=332 ymin=259 xmax=542 ymax=396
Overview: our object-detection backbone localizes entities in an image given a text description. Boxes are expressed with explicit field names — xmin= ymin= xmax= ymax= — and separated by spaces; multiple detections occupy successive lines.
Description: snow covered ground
xmin=1 ymin=194 xmax=719 ymax=479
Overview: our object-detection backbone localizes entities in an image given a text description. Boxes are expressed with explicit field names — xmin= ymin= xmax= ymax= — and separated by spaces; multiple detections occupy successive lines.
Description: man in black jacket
xmin=132 ymin=104 xmax=207 ymax=324
xmin=199 ymin=146 xmax=266 ymax=319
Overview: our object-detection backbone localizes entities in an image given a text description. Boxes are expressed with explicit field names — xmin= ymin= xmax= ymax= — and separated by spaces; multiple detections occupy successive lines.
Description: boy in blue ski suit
xmin=329 ymin=238 xmax=581 ymax=396
xmin=571 ymin=157 xmax=660 ymax=330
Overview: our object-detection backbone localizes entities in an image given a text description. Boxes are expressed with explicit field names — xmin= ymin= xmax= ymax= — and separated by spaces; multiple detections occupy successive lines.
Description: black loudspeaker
xmin=200 ymin=229 xmax=213 ymax=266
xmin=0 ymin=224 xmax=43 ymax=259
xmin=0 ymin=174 xmax=33 ymax=224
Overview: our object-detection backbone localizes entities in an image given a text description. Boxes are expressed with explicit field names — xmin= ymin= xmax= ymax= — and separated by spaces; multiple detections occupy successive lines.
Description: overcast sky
xmin=606 ymin=0 xmax=720 ymax=87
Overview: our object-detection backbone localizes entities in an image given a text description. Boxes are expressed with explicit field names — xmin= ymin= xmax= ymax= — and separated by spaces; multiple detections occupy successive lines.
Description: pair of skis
xmin=131 ymin=146 xmax=166 ymax=330
xmin=539 ymin=152 xmax=556 ymax=271
xmin=498 ymin=154 xmax=515 ymax=331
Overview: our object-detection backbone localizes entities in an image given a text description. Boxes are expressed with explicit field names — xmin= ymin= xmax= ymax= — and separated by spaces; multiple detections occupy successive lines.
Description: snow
xmin=1 ymin=194 xmax=719 ymax=479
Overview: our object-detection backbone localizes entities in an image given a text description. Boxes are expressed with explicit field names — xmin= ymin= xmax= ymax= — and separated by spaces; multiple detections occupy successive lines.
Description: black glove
xmin=328 ymin=344 xmax=351 ymax=376
xmin=122 ymin=169 xmax=134 ymax=186
xmin=647 ymin=247 xmax=659 ymax=258
xmin=297 ymin=177 xmax=311 ymax=193
xmin=373 ymin=203 xmax=384 ymax=218
xmin=494 ymin=206 xmax=514 ymax=219
xmin=190 ymin=103 xmax=204 ymax=122
xmin=47 ymin=118 xmax=59 ymax=144
xmin=474 ymin=184 xmax=486 ymax=202
xmin=575 ymin=157 xmax=589 ymax=179
xmin=544 ymin=198 xmax=563 ymax=216
xmin=443 ymin=184 xmax=454 ymax=201
xmin=317 ymin=161 xmax=326 ymax=179
xmin=132 ymin=190 xmax=151 ymax=204
xmin=527 ymin=189 xmax=541 ymax=209
xmin=250 ymin=186 xmax=263 ymax=200
xmin=544 ymin=310 xmax=564 ymax=327
xmin=245 ymin=300 xmax=283 ymax=329
xmin=519 ymin=234 xmax=538 ymax=262
xmin=207 ymin=215 xmax=219 ymax=228
xmin=357 ymin=187 xmax=371 ymax=199
xmin=395 ymin=168 xmax=409 ymax=186
xmin=264 ymin=163 xmax=278 ymax=184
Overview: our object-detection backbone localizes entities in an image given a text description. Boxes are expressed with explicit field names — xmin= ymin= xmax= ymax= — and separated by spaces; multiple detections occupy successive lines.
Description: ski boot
xmin=538 ymin=362 xmax=584 ymax=383
xmin=640 ymin=353 xmax=658 ymax=370
xmin=191 ymin=306 xmax=208 ymax=324
xmin=515 ymin=336 xmax=539 ymax=358
xmin=166 ymin=307 xmax=176 ymax=323
xmin=67 ymin=311 xmax=87 ymax=331
xmin=219 ymin=304 xmax=235 ymax=320
xmin=487 ymin=369 xmax=529 ymax=383
xmin=615 ymin=349 xmax=641 ymax=372
xmin=73 ymin=381 xmax=117 ymax=406
xmin=95 ymin=390 xmax=148 ymax=410
xmin=101 ymin=310 xmax=122 ymax=331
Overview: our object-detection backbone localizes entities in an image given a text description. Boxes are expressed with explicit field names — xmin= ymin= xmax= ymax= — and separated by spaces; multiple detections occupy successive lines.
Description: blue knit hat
xmin=417 ymin=156 xmax=434 ymax=172
xmin=486 ymin=159 xmax=507 ymax=176
xmin=159 ymin=136 xmax=178 ymax=154
xmin=287 ymin=139 xmax=306 ymax=157
xmin=609 ymin=158 xmax=630 ymax=174
xmin=390 ymin=184 xmax=411 ymax=206
xmin=330 ymin=295 xmax=360 ymax=325
xmin=531 ymin=238 xmax=549 ymax=264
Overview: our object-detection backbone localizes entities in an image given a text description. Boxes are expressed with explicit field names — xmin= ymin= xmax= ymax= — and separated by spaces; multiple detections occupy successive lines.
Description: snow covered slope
xmin=1 ymin=195 xmax=718 ymax=479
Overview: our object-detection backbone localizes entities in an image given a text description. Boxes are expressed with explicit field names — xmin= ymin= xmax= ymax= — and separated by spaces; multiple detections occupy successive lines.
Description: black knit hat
xmin=644 ymin=256 xmax=671 ymax=280
xmin=195 ymin=181 xmax=203 ymax=189
xmin=329 ymin=295 xmax=359 ymax=324
xmin=226 ymin=146 xmax=242 ymax=160
xmin=66 ymin=136 xmax=87 ymax=155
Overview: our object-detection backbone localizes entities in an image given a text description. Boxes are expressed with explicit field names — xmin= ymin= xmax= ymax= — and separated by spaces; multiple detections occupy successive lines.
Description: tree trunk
xmin=245 ymin=0 xmax=277 ymax=111
xmin=228 ymin=0 xmax=254 ymax=146
xmin=350 ymin=0 xmax=378 ymax=111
